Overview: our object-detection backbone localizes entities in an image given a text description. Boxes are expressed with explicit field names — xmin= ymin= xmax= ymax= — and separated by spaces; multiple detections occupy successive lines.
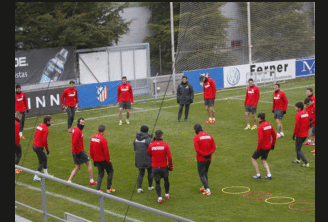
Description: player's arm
xmin=75 ymin=88 xmax=79 ymax=106
xmin=254 ymin=87 xmax=260 ymax=107
xmin=282 ymin=93 xmax=288 ymax=112
xmin=117 ymin=86 xmax=120 ymax=104
xmin=271 ymin=127 xmax=277 ymax=146
xmin=102 ymin=138 xmax=110 ymax=163
xmin=147 ymin=145 xmax=152 ymax=156
xmin=90 ymin=140 xmax=94 ymax=160
xmin=293 ymin=115 xmax=300 ymax=137
xmin=190 ymin=84 xmax=194 ymax=102
xmin=209 ymin=137 xmax=217 ymax=155
xmin=212 ymin=80 xmax=216 ymax=99
xmin=244 ymin=89 xmax=248 ymax=107
xmin=23 ymin=93 xmax=29 ymax=112
xmin=43 ymin=129 xmax=49 ymax=151
xmin=166 ymin=145 xmax=173 ymax=171
xmin=193 ymin=137 xmax=207 ymax=157
xmin=257 ymin=127 xmax=263 ymax=151
xmin=61 ymin=89 xmax=66 ymax=105
xmin=129 ymin=85 xmax=134 ymax=104
xmin=272 ymin=95 xmax=275 ymax=112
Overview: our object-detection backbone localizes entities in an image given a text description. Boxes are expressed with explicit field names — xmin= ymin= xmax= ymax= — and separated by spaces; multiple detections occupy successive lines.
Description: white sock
xmin=209 ymin=117 xmax=212 ymax=121
xmin=267 ymin=173 xmax=272 ymax=177
xmin=33 ymin=175 xmax=39 ymax=179
xmin=254 ymin=125 xmax=257 ymax=127
xmin=206 ymin=188 xmax=211 ymax=192
xmin=247 ymin=124 xmax=250 ymax=127
xmin=257 ymin=173 xmax=260 ymax=177
xmin=212 ymin=118 xmax=215 ymax=121
xmin=308 ymin=139 xmax=311 ymax=142
xmin=90 ymin=179 xmax=94 ymax=183
xmin=165 ymin=194 xmax=169 ymax=197
xmin=158 ymin=197 xmax=162 ymax=200
xmin=19 ymin=132 xmax=23 ymax=137
xmin=43 ymin=169 xmax=48 ymax=174
xmin=119 ymin=120 xmax=122 ymax=123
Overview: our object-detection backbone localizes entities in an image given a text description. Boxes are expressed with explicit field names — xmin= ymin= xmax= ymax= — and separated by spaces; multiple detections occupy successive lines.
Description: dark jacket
xmin=133 ymin=132 xmax=152 ymax=168
xmin=177 ymin=81 xmax=194 ymax=104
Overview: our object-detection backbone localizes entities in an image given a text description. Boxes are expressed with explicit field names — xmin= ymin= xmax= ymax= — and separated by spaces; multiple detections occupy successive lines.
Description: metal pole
xmin=170 ymin=2 xmax=176 ymax=95
xmin=41 ymin=177 xmax=48 ymax=222
xmin=99 ymin=196 xmax=105 ymax=222
xmin=247 ymin=2 xmax=252 ymax=64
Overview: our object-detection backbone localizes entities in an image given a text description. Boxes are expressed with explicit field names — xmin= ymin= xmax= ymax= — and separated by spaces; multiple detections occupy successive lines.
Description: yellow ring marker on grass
xmin=265 ymin=196 xmax=295 ymax=205
xmin=222 ymin=186 xmax=251 ymax=194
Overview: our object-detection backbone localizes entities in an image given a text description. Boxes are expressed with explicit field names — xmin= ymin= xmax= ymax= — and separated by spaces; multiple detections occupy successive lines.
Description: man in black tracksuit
xmin=177 ymin=75 xmax=194 ymax=122
xmin=133 ymin=126 xmax=154 ymax=193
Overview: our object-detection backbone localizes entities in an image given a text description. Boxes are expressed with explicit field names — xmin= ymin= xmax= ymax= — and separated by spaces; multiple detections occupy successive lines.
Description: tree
xmin=15 ymin=2 xmax=131 ymax=51
xmin=140 ymin=2 xmax=180 ymax=74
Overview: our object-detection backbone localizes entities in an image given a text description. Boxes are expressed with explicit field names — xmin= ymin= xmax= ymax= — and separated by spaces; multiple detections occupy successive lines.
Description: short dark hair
xmin=98 ymin=124 xmax=105 ymax=132
xmin=182 ymin=75 xmax=187 ymax=79
xmin=304 ymin=97 xmax=313 ymax=105
xmin=275 ymin=83 xmax=280 ymax=88
xmin=77 ymin=117 xmax=84 ymax=124
xmin=295 ymin=102 xmax=304 ymax=110
xmin=43 ymin=115 xmax=52 ymax=124
xmin=16 ymin=84 xmax=21 ymax=89
xmin=69 ymin=80 xmax=75 ymax=84
xmin=306 ymin=88 xmax=313 ymax=92
xmin=199 ymin=75 xmax=205 ymax=81
xmin=194 ymin=124 xmax=202 ymax=131
xmin=257 ymin=112 xmax=265 ymax=121
xmin=122 ymin=76 xmax=127 ymax=80
xmin=248 ymin=78 xmax=253 ymax=82
xmin=140 ymin=125 xmax=149 ymax=133
xmin=155 ymin=130 xmax=163 ymax=139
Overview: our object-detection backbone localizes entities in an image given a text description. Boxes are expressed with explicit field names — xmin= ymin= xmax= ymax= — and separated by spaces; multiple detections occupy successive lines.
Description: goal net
xmin=246 ymin=70 xmax=276 ymax=88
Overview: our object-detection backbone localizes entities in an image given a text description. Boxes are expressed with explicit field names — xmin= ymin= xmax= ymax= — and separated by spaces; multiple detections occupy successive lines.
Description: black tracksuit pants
xmin=137 ymin=167 xmax=153 ymax=188
xmin=197 ymin=160 xmax=211 ymax=189
xmin=95 ymin=161 xmax=114 ymax=190
xmin=66 ymin=106 xmax=76 ymax=129
xmin=295 ymin=137 xmax=308 ymax=164
xmin=178 ymin=104 xmax=190 ymax=120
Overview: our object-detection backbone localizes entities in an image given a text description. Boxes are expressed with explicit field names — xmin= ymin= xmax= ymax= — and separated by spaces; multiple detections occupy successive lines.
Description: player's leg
xmin=251 ymin=149 xmax=261 ymax=178
xmin=105 ymin=162 xmax=114 ymax=192
xmin=119 ymin=107 xmax=123 ymax=125
xmin=126 ymin=109 xmax=130 ymax=124
xmin=164 ymin=176 xmax=170 ymax=199
xmin=250 ymin=107 xmax=257 ymax=129
xmin=147 ymin=167 xmax=154 ymax=189
xmin=184 ymin=104 xmax=190 ymax=121
xmin=178 ymin=104 xmax=184 ymax=122
xmin=137 ymin=168 xmax=146 ymax=189
xmin=96 ymin=161 xmax=104 ymax=190
xmin=210 ymin=106 xmax=215 ymax=121
xmin=19 ymin=111 xmax=26 ymax=138
xmin=86 ymin=160 xmax=96 ymax=184
xmin=68 ymin=164 xmax=81 ymax=182
xmin=205 ymin=105 xmax=212 ymax=124
xmin=197 ymin=161 xmax=209 ymax=189
xmin=295 ymin=137 xmax=309 ymax=166
xmin=66 ymin=107 xmax=73 ymax=131
xmin=261 ymin=151 xmax=271 ymax=179
xmin=245 ymin=110 xmax=251 ymax=130
xmin=15 ymin=145 xmax=22 ymax=165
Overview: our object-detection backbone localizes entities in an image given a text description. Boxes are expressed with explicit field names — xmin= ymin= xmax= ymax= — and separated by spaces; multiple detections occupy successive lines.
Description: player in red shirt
xmin=61 ymin=80 xmax=79 ymax=133
xmin=32 ymin=116 xmax=52 ymax=181
xmin=244 ymin=79 xmax=260 ymax=130
xmin=304 ymin=98 xmax=315 ymax=148
xmin=304 ymin=88 xmax=315 ymax=145
xmin=90 ymin=125 xmax=115 ymax=193
xmin=292 ymin=102 xmax=310 ymax=167
xmin=147 ymin=130 xmax=173 ymax=204
xmin=117 ymin=76 xmax=133 ymax=125
xmin=251 ymin=113 xmax=276 ymax=179
xmin=67 ymin=118 xmax=97 ymax=186
xmin=199 ymin=75 xmax=216 ymax=124
xmin=193 ymin=124 xmax=216 ymax=195
xmin=272 ymin=84 xmax=288 ymax=138
xmin=15 ymin=84 xmax=29 ymax=139
xmin=15 ymin=111 xmax=23 ymax=174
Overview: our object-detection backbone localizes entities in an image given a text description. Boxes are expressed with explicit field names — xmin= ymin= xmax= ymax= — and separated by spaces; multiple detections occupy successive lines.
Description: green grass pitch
xmin=15 ymin=78 xmax=315 ymax=222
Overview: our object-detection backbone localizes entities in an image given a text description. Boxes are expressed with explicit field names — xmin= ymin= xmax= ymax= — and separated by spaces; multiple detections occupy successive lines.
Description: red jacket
xmin=193 ymin=131 xmax=216 ymax=162
xmin=272 ymin=90 xmax=288 ymax=111
xmin=306 ymin=101 xmax=315 ymax=121
xmin=61 ymin=87 xmax=78 ymax=107
xmin=202 ymin=78 xmax=216 ymax=100
xmin=117 ymin=83 xmax=133 ymax=103
xmin=293 ymin=110 xmax=310 ymax=137
xmin=33 ymin=123 xmax=49 ymax=150
xmin=90 ymin=132 xmax=110 ymax=164
xmin=147 ymin=139 xmax=173 ymax=170
xmin=257 ymin=121 xmax=276 ymax=151
xmin=311 ymin=102 xmax=315 ymax=126
xmin=15 ymin=91 xmax=29 ymax=112
xmin=72 ymin=126 xmax=84 ymax=155
xmin=245 ymin=85 xmax=260 ymax=107
xmin=15 ymin=118 xmax=20 ymax=146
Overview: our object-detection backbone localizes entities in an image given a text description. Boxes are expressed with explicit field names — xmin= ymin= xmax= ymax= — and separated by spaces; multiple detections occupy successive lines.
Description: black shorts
xmin=274 ymin=109 xmax=284 ymax=119
xmin=245 ymin=105 xmax=257 ymax=114
xmin=72 ymin=151 xmax=90 ymax=165
xmin=252 ymin=149 xmax=270 ymax=160
xmin=119 ymin=101 xmax=131 ymax=109
xmin=152 ymin=167 xmax=169 ymax=181
xmin=204 ymin=99 xmax=215 ymax=107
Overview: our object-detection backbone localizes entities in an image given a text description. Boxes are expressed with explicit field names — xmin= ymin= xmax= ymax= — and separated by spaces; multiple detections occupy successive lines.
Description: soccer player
xmin=67 ymin=118 xmax=97 ymax=186
xmin=304 ymin=88 xmax=315 ymax=145
xmin=177 ymin=75 xmax=194 ymax=122
xmin=90 ymin=125 xmax=115 ymax=193
xmin=304 ymin=98 xmax=315 ymax=147
xmin=15 ymin=84 xmax=29 ymax=139
xmin=244 ymin=79 xmax=260 ymax=130
xmin=32 ymin=116 xmax=52 ymax=181
xmin=292 ymin=102 xmax=310 ymax=167
xmin=133 ymin=125 xmax=154 ymax=193
xmin=251 ymin=113 xmax=276 ymax=179
xmin=147 ymin=130 xmax=173 ymax=204
xmin=193 ymin=124 xmax=216 ymax=195
xmin=15 ymin=111 xmax=23 ymax=174
xmin=61 ymin=80 xmax=79 ymax=133
xmin=199 ymin=75 xmax=216 ymax=124
xmin=272 ymin=84 xmax=288 ymax=138
xmin=117 ymin=76 xmax=133 ymax=125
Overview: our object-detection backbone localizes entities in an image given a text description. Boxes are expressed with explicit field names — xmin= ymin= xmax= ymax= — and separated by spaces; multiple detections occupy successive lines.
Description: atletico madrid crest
xmin=96 ymin=85 xmax=108 ymax=102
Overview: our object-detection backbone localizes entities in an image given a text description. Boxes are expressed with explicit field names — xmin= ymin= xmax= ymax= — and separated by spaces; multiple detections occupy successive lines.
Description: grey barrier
xmin=15 ymin=165 xmax=194 ymax=222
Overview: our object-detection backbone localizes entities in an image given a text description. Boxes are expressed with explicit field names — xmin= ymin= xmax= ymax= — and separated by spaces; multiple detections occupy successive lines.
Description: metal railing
xmin=15 ymin=165 xmax=194 ymax=222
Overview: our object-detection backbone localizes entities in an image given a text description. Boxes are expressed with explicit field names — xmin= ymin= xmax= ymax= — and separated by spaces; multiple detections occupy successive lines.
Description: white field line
xmin=16 ymin=181 xmax=142 ymax=222
xmin=24 ymin=84 xmax=314 ymax=131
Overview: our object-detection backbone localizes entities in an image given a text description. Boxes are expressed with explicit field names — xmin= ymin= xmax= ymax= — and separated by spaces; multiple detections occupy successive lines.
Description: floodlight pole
xmin=247 ymin=2 xmax=252 ymax=64
xmin=170 ymin=2 xmax=176 ymax=95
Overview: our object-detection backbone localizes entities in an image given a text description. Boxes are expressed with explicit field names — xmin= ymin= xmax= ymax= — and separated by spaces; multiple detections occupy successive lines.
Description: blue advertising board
xmin=295 ymin=57 xmax=315 ymax=78
xmin=184 ymin=67 xmax=224 ymax=93
xmin=77 ymin=81 xmax=121 ymax=109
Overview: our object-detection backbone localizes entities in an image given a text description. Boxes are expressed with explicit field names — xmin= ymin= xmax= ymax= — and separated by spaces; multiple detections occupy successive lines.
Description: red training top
xmin=117 ymin=83 xmax=133 ymax=103
xmin=15 ymin=118 xmax=20 ymax=146
xmin=202 ymin=78 xmax=216 ymax=100
xmin=193 ymin=131 xmax=216 ymax=162
xmin=15 ymin=91 xmax=29 ymax=112
xmin=257 ymin=121 xmax=276 ymax=151
xmin=245 ymin=85 xmax=260 ymax=107
xmin=61 ymin=87 xmax=79 ymax=107
xmin=33 ymin=123 xmax=49 ymax=150
xmin=72 ymin=126 xmax=84 ymax=155
xmin=90 ymin=132 xmax=111 ymax=164
xmin=147 ymin=139 xmax=173 ymax=171
xmin=293 ymin=110 xmax=310 ymax=138
xmin=272 ymin=90 xmax=288 ymax=111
